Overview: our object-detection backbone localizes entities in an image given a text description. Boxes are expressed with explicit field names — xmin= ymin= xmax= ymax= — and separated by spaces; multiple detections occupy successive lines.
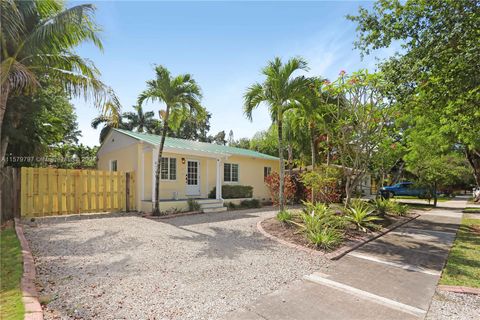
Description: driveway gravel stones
xmin=426 ymin=290 xmax=480 ymax=320
xmin=24 ymin=210 xmax=329 ymax=319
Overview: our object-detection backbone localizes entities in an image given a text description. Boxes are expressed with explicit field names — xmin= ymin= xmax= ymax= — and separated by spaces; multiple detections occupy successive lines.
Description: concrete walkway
xmin=227 ymin=197 xmax=467 ymax=320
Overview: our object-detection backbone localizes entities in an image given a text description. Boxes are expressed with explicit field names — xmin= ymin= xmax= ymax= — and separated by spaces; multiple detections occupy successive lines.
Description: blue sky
xmin=72 ymin=1 xmax=395 ymax=146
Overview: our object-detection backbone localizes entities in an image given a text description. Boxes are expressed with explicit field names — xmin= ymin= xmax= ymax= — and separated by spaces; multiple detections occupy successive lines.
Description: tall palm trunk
xmin=277 ymin=112 xmax=285 ymax=211
xmin=153 ymin=105 xmax=170 ymax=215
xmin=310 ymin=122 xmax=316 ymax=202
xmin=0 ymin=85 xmax=10 ymax=168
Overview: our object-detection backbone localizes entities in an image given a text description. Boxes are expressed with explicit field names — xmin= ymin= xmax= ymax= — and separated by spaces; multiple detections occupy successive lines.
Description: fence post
xmin=126 ymin=172 xmax=130 ymax=212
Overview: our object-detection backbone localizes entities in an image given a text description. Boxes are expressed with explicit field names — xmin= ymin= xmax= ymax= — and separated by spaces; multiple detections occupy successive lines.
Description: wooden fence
xmin=20 ymin=168 xmax=135 ymax=217
xmin=0 ymin=167 xmax=21 ymax=223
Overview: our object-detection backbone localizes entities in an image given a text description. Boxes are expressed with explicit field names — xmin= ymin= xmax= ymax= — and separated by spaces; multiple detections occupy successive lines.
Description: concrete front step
xmin=203 ymin=206 xmax=227 ymax=213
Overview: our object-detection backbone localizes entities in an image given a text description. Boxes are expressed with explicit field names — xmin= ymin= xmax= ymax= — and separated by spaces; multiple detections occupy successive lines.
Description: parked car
xmin=380 ymin=182 xmax=428 ymax=198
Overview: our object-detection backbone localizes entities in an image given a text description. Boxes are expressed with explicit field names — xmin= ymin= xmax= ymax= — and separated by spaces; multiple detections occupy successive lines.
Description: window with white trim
xmin=160 ymin=157 xmax=176 ymax=180
xmin=224 ymin=163 xmax=239 ymax=182
xmin=110 ymin=160 xmax=117 ymax=172
xmin=264 ymin=167 xmax=271 ymax=180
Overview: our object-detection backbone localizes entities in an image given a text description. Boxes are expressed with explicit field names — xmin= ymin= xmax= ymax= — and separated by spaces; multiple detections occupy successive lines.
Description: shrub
xmin=302 ymin=202 xmax=345 ymax=230
xmin=306 ymin=227 xmax=343 ymax=251
xmin=344 ymin=200 xmax=382 ymax=232
xmin=240 ymin=199 xmax=261 ymax=209
xmin=227 ymin=202 xmax=237 ymax=210
xmin=372 ymin=198 xmax=391 ymax=216
xmin=276 ymin=210 xmax=293 ymax=223
xmin=264 ymin=172 xmax=297 ymax=205
xmin=208 ymin=185 xmax=253 ymax=199
xmin=301 ymin=165 xmax=342 ymax=204
xmin=187 ymin=199 xmax=201 ymax=212
xmin=389 ymin=201 xmax=409 ymax=216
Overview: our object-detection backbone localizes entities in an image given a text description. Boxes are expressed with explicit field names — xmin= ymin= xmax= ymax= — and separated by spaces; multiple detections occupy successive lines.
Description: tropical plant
xmin=276 ymin=210 xmax=293 ymax=224
xmin=123 ymin=104 xmax=157 ymax=133
xmin=264 ymin=172 xmax=297 ymax=206
xmin=372 ymin=198 xmax=391 ymax=217
xmin=138 ymin=65 xmax=204 ymax=215
xmin=301 ymin=202 xmax=345 ymax=230
xmin=388 ymin=201 xmax=409 ymax=216
xmin=344 ymin=200 xmax=382 ymax=232
xmin=306 ymin=227 xmax=343 ymax=251
xmin=0 ymin=0 xmax=120 ymax=166
xmin=244 ymin=57 xmax=310 ymax=211
xmin=187 ymin=199 xmax=201 ymax=212
xmin=301 ymin=165 xmax=342 ymax=204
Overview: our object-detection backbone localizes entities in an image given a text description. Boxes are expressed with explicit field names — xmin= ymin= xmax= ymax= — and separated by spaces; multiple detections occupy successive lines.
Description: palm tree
xmin=244 ymin=57 xmax=309 ymax=211
xmin=138 ymin=65 xmax=203 ymax=215
xmin=123 ymin=104 xmax=157 ymax=133
xmin=0 ymin=0 xmax=120 ymax=166
xmin=91 ymin=115 xmax=132 ymax=144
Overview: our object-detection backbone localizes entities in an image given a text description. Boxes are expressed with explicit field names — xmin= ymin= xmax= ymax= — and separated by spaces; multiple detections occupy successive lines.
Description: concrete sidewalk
xmin=226 ymin=198 xmax=466 ymax=320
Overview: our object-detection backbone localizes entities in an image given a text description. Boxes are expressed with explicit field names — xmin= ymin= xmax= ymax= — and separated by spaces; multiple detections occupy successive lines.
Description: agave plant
xmin=276 ymin=210 xmax=293 ymax=224
xmin=344 ymin=200 xmax=382 ymax=232
xmin=372 ymin=198 xmax=391 ymax=217
xmin=306 ymin=227 xmax=343 ymax=251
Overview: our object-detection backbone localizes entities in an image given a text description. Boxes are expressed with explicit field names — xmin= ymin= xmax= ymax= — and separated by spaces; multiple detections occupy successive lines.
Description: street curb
xmin=327 ymin=213 xmax=420 ymax=260
xmin=257 ymin=213 xmax=420 ymax=260
xmin=14 ymin=218 xmax=44 ymax=320
xmin=437 ymin=285 xmax=480 ymax=295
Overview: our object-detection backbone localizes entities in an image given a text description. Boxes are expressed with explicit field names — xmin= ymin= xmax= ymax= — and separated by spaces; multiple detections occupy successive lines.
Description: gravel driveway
xmin=24 ymin=209 xmax=329 ymax=319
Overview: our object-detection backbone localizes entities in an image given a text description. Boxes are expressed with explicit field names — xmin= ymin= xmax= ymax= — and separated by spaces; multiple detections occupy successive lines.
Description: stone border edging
xmin=256 ymin=213 xmax=420 ymax=260
xmin=14 ymin=218 xmax=43 ymax=320
xmin=437 ymin=285 xmax=480 ymax=295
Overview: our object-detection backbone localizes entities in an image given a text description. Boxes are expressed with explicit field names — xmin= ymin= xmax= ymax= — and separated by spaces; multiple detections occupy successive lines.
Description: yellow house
xmin=97 ymin=129 xmax=279 ymax=213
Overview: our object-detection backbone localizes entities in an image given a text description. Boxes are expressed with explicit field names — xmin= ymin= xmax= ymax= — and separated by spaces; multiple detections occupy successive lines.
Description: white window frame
xmin=160 ymin=157 xmax=177 ymax=181
xmin=110 ymin=160 xmax=118 ymax=172
xmin=264 ymin=166 xmax=272 ymax=180
xmin=224 ymin=163 xmax=239 ymax=183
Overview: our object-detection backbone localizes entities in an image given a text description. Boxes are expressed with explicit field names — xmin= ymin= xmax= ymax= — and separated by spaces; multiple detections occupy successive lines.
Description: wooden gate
xmin=20 ymin=168 xmax=135 ymax=217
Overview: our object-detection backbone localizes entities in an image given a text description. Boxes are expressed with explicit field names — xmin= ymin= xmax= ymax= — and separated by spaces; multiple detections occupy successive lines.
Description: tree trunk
xmin=153 ymin=106 xmax=170 ymax=216
xmin=0 ymin=85 xmax=10 ymax=168
xmin=310 ymin=123 xmax=316 ymax=202
xmin=433 ymin=181 xmax=438 ymax=207
xmin=466 ymin=148 xmax=480 ymax=187
xmin=287 ymin=144 xmax=293 ymax=176
xmin=277 ymin=113 xmax=285 ymax=211
xmin=326 ymin=134 xmax=330 ymax=166
xmin=344 ymin=176 xmax=352 ymax=207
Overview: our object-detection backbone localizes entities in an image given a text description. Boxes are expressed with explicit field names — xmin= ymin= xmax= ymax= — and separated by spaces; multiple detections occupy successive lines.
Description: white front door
xmin=185 ymin=160 xmax=201 ymax=196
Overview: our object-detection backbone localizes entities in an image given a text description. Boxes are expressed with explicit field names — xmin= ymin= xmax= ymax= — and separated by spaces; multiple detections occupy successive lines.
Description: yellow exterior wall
xmin=97 ymin=137 xmax=280 ymax=212
xmin=223 ymin=155 xmax=279 ymax=200
xmin=97 ymin=142 xmax=138 ymax=172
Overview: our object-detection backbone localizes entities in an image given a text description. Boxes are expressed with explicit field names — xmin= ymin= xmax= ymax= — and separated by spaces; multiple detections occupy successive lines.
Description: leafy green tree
xmin=138 ymin=65 xmax=204 ymax=215
xmin=325 ymin=70 xmax=391 ymax=205
xmin=167 ymin=109 xmax=211 ymax=141
xmin=348 ymin=0 xmax=480 ymax=186
xmin=123 ymin=105 xmax=157 ymax=133
xmin=244 ymin=57 xmax=310 ymax=211
xmin=4 ymin=80 xmax=81 ymax=161
xmin=1 ymin=0 xmax=120 ymax=166
xmin=250 ymin=126 xmax=279 ymax=157
xmin=209 ymin=130 xmax=227 ymax=145
xmin=230 ymin=137 xmax=251 ymax=149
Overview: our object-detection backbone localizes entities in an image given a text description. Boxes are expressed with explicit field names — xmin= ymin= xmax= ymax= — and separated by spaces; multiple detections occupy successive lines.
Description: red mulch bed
xmin=260 ymin=214 xmax=407 ymax=253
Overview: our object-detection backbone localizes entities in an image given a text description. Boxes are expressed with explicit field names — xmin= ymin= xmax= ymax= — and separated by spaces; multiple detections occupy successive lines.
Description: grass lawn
xmin=440 ymin=218 xmax=480 ymax=288
xmin=0 ymin=227 xmax=24 ymax=320
xmin=463 ymin=207 xmax=480 ymax=213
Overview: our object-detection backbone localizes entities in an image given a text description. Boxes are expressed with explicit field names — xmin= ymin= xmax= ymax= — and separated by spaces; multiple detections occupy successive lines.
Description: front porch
xmin=140 ymin=198 xmax=226 ymax=214
xmin=138 ymin=145 xmax=226 ymax=212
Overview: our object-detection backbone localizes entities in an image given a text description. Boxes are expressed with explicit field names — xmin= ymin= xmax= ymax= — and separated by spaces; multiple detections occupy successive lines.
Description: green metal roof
xmin=113 ymin=128 xmax=279 ymax=160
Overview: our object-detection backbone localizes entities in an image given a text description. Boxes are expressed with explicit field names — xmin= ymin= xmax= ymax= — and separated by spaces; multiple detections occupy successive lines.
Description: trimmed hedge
xmin=208 ymin=185 xmax=253 ymax=199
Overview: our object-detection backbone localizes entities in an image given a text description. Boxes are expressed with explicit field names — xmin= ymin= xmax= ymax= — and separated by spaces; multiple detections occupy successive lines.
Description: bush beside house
xmin=209 ymin=185 xmax=253 ymax=199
